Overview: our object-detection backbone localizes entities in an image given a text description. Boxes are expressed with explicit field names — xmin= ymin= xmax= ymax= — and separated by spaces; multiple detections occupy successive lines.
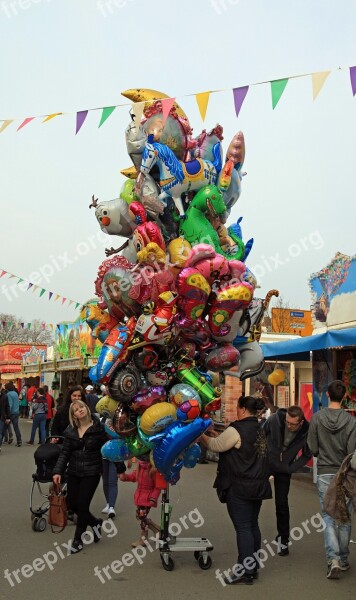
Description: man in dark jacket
xmin=0 ymin=386 xmax=11 ymax=452
xmin=263 ymin=405 xmax=311 ymax=555
xmin=308 ymin=380 xmax=356 ymax=579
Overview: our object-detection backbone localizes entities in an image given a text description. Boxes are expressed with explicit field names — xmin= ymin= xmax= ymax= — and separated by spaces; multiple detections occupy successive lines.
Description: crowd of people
xmin=1 ymin=377 xmax=355 ymax=579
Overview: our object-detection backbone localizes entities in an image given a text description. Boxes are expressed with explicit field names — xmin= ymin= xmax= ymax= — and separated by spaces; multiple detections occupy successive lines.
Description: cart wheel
xmin=161 ymin=555 xmax=174 ymax=571
xmin=30 ymin=513 xmax=36 ymax=522
xmin=194 ymin=551 xmax=200 ymax=561
xmin=37 ymin=517 xmax=47 ymax=532
xmin=32 ymin=517 xmax=39 ymax=531
xmin=198 ymin=555 xmax=212 ymax=570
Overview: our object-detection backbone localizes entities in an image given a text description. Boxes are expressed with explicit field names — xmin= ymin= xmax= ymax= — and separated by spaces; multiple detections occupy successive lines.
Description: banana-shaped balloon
xmin=122 ymin=88 xmax=188 ymax=120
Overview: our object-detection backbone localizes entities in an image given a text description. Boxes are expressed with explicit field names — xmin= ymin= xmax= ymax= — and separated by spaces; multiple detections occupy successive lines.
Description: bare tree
xmin=0 ymin=314 xmax=54 ymax=345
xmin=271 ymin=297 xmax=291 ymax=333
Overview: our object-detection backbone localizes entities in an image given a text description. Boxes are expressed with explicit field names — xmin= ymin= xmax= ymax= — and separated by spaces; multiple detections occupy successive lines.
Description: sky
xmin=0 ymin=0 xmax=355 ymax=325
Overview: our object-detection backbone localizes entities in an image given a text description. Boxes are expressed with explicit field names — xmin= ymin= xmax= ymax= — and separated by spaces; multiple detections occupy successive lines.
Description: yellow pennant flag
xmin=42 ymin=113 xmax=62 ymax=123
xmin=195 ymin=91 xmax=211 ymax=121
xmin=0 ymin=120 xmax=13 ymax=133
xmin=55 ymin=294 xmax=61 ymax=301
xmin=312 ymin=71 xmax=331 ymax=100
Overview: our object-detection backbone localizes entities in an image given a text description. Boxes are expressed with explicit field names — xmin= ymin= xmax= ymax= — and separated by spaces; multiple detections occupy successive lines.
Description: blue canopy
xmin=261 ymin=327 xmax=356 ymax=360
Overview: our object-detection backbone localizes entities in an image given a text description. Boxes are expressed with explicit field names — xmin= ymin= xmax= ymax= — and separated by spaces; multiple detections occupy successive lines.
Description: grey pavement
xmin=0 ymin=420 xmax=354 ymax=600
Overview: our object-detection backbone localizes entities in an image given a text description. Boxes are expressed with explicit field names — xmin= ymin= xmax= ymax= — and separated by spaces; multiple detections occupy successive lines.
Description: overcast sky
xmin=0 ymin=0 xmax=355 ymax=325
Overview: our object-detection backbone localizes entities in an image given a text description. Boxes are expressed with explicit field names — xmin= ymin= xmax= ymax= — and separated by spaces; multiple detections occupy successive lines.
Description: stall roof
xmin=261 ymin=327 xmax=356 ymax=360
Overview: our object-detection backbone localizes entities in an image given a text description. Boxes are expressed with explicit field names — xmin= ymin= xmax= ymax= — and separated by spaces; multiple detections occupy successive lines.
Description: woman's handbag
xmin=48 ymin=484 xmax=67 ymax=533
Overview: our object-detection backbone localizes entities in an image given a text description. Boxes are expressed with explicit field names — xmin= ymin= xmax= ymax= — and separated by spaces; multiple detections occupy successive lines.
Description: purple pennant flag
xmin=49 ymin=291 xmax=53 ymax=300
xmin=76 ymin=110 xmax=89 ymax=134
xmin=233 ymin=86 xmax=249 ymax=118
xmin=350 ymin=67 xmax=356 ymax=96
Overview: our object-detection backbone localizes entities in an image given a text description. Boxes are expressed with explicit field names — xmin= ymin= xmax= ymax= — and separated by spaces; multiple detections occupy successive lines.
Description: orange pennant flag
xmin=195 ymin=91 xmax=211 ymax=121
xmin=311 ymin=71 xmax=331 ymax=100
xmin=17 ymin=117 xmax=35 ymax=131
xmin=0 ymin=120 xmax=14 ymax=133
xmin=42 ymin=113 xmax=62 ymax=123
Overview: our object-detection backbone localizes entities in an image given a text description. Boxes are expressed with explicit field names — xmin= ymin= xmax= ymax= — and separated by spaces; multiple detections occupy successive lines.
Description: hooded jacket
xmin=307 ymin=408 xmax=356 ymax=475
xmin=263 ymin=408 xmax=312 ymax=474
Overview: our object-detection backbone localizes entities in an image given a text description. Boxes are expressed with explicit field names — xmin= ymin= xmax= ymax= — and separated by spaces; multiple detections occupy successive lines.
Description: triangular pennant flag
xmin=76 ymin=111 xmax=88 ymax=134
xmin=49 ymin=324 xmax=54 ymax=330
xmin=68 ymin=300 xmax=74 ymax=307
xmin=131 ymin=102 xmax=145 ymax=130
xmin=17 ymin=117 xmax=35 ymax=131
xmin=0 ymin=270 xmax=7 ymax=278
xmin=49 ymin=292 xmax=53 ymax=300
xmin=42 ymin=113 xmax=62 ymax=123
xmin=350 ymin=66 xmax=356 ymax=96
xmin=42 ymin=322 xmax=46 ymax=330
xmin=98 ymin=106 xmax=116 ymax=128
xmin=161 ymin=98 xmax=175 ymax=126
xmin=39 ymin=288 xmax=46 ymax=297
xmin=32 ymin=285 xmax=38 ymax=293
xmin=21 ymin=323 xmax=24 ymax=328
xmin=27 ymin=323 xmax=31 ymax=329
xmin=61 ymin=297 xmax=67 ymax=305
xmin=55 ymin=294 xmax=60 ymax=301
xmin=195 ymin=91 xmax=211 ymax=121
xmin=75 ymin=302 xmax=80 ymax=309
xmin=1 ymin=322 xmax=5 ymax=327
xmin=270 ymin=79 xmax=289 ymax=109
xmin=0 ymin=120 xmax=14 ymax=133
xmin=312 ymin=71 xmax=331 ymax=100
xmin=233 ymin=86 xmax=249 ymax=118
xmin=8 ymin=274 xmax=15 ymax=279
xmin=27 ymin=282 xmax=33 ymax=290
xmin=17 ymin=278 xmax=24 ymax=284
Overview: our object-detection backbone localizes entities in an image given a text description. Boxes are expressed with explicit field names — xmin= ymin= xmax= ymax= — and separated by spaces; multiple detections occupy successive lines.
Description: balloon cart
xmin=158 ymin=484 xmax=213 ymax=571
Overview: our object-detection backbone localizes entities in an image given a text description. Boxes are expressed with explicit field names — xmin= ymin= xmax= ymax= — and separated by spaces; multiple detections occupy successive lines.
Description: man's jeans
xmin=316 ymin=474 xmax=352 ymax=564
xmin=9 ymin=414 xmax=21 ymax=444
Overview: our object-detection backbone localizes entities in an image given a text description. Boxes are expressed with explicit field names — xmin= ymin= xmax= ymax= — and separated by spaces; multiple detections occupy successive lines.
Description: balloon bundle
xmin=83 ymin=89 xmax=272 ymax=483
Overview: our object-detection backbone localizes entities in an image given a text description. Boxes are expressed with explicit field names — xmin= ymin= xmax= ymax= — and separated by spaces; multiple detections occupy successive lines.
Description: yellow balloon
xmin=140 ymin=402 xmax=177 ymax=435
xmin=274 ymin=369 xmax=286 ymax=384
xmin=122 ymin=88 xmax=188 ymax=120
xmin=167 ymin=238 xmax=192 ymax=270
xmin=95 ymin=395 xmax=119 ymax=416
xmin=120 ymin=166 xmax=137 ymax=179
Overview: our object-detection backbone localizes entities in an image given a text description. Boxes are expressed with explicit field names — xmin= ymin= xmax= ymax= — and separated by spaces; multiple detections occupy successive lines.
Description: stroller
xmin=30 ymin=436 xmax=67 ymax=532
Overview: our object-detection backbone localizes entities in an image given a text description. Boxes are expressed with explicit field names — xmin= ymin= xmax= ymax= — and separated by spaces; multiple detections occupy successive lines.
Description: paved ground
xmin=0 ymin=420 xmax=354 ymax=600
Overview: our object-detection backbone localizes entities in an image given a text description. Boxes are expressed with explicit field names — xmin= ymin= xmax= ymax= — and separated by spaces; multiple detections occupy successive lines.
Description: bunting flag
xmin=312 ymin=71 xmax=331 ymax=100
xmin=42 ymin=113 xmax=62 ymax=123
xmin=1 ymin=64 xmax=355 ymax=135
xmin=98 ymin=106 xmax=116 ymax=128
xmin=271 ymin=78 xmax=289 ymax=109
xmin=0 ymin=120 xmax=13 ymax=133
xmin=76 ymin=110 xmax=89 ymax=135
xmin=0 ymin=268 xmax=82 ymax=308
xmin=17 ymin=117 xmax=35 ymax=131
xmin=233 ymin=86 xmax=249 ymax=118
xmin=131 ymin=101 xmax=145 ymax=130
xmin=195 ymin=91 xmax=211 ymax=121
xmin=161 ymin=97 xmax=175 ymax=126
xmin=350 ymin=66 xmax=356 ymax=96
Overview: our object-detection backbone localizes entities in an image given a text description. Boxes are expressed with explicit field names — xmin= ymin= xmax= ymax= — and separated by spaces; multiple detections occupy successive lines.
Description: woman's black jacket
xmin=53 ymin=418 xmax=107 ymax=478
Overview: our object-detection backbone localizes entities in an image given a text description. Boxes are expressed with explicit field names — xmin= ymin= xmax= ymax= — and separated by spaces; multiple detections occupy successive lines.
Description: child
xmin=120 ymin=457 xmax=161 ymax=548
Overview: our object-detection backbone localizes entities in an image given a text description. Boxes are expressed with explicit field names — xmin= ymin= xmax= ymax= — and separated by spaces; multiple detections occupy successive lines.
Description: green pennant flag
xmin=98 ymin=106 xmax=116 ymax=128
xmin=39 ymin=288 xmax=46 ymax=297
xmin=17 ymin=278 xmax=23 ymax=284
xmin=27 ymin=323 xmax=31 ymax=329
xmin=270 ymin=78 xmax=289 ymax=109
xmin=75 ymin=302 xmax=80 ymax=309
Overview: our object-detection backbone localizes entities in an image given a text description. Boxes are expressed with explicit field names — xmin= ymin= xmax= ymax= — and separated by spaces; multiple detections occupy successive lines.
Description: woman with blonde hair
xmin=53 ymin=400 xmax=107 ymax=554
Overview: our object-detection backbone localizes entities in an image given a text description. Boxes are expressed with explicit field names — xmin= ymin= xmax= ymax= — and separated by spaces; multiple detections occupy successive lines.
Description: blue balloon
xmin=153 ymin=417 xmax=211 ymax=482
xmin=183 ymin=443 xmax=201 ymax=468
xmin=101 ymin=439 xmax=130 ymax=462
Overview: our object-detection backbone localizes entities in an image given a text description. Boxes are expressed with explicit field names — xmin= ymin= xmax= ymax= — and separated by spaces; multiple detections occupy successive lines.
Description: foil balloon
xmin=90 ymin=196 xmax=137 ymax=238
xmin=131 ymin=386 xmax=166 ymax=414
xmin=152 ymin=418 xmax=212 ymax=481
xmin=95 ymin=395 xmax=119 ymax=417
xmin=89 ymin=321 xmax=135 ymax=384
xmin=205 ymin=345 xmax=240 ymax=372
xmin=101 ymin=438 xmax=131 ymax=462
xmin=176 ymin=362 xmax=222 ymax=412
xmin=183 ymin=443 xmax=201 ymax=468
xmin=103 ymin=419 xmax=119 ymax=439
xmin=168 ymin=384 xmax=201 ymax=408
xmin=140 ymin=402 xmax=177 ymax=435
xmin=176 ymin=399 xmax=201 ymax=422
xmin=113 ymin=404 xmax=138 ymax=438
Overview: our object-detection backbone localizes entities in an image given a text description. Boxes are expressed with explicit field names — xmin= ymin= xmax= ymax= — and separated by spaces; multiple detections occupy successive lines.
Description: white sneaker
xmin=108 ymin=507 xmax=116 ymax=519
xmin=101 ymin=504 xmax=110 ymax=514
xmin=327 ymin=559 xmax=341 ymax=579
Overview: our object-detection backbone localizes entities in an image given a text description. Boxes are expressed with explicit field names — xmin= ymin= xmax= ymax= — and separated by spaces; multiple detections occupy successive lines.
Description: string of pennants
xmin=1 ymin=319 xmax=51 ymax=331
xmin=1 ymin=65 xmax=356 ymax=135
xmin=0 ymin=268 xmax=82 ymax=310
